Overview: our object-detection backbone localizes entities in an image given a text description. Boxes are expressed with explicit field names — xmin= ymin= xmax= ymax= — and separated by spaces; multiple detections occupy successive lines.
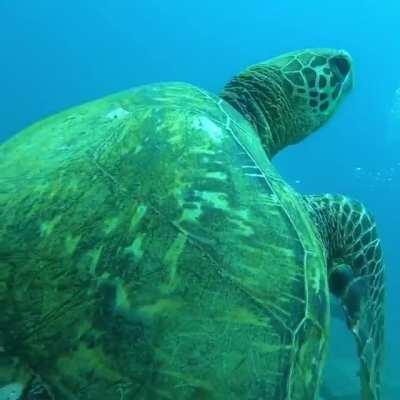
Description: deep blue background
xmin=0 ymin=1 xmax=398 ymax=397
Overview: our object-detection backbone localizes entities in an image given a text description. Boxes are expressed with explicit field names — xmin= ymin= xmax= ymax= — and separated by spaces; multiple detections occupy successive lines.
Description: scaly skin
xmin=305 ymin=194 xmax=384 ymax=400
xmin=221 ymin=49 xmax=353 ymax=158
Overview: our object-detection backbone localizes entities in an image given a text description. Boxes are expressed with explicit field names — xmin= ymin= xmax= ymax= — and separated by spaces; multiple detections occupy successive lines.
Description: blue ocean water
xmin=0 ymin=1 xmax=398 ymax=398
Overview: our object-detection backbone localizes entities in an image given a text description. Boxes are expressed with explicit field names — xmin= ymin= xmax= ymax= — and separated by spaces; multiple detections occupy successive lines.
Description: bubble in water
xmin=387 ymin=87 xmax=400 ymax=145
xmin=390 ymin=88 xmax=400 ymax=117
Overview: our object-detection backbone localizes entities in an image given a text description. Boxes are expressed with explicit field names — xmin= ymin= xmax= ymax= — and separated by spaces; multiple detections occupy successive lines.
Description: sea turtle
xmin=0 ymin=48 xmax=384 ymax=400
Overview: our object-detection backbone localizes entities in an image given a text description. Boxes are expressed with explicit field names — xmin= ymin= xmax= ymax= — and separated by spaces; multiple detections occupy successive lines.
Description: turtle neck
xmin=220 ymin=64 xmax=298 ymax=159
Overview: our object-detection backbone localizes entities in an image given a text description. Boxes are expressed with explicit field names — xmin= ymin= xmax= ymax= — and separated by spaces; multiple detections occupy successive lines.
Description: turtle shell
xmin=0 ymin=82 xmax=328 ymax=399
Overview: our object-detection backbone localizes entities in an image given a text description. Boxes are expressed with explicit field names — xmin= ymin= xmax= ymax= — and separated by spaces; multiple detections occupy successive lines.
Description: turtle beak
xmin=342 ymin=60 xmax=354 ymax=94
xmin=329 ymin=50 xmax=354 ymax=94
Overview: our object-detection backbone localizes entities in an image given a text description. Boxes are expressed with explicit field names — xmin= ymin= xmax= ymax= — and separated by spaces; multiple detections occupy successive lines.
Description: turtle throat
xmin=220 ymin=66 xmax=295 ymax=159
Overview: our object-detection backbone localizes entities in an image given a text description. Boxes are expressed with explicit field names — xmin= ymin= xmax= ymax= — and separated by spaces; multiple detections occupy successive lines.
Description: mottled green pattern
xmin=0 ymin=83 xmax=328 ymax=399
xmin=1 ymin=48 xmax=382 ymax=400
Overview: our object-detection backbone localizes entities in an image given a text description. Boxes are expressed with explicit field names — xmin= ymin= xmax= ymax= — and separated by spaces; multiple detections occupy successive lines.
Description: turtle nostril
xmin=329 ymin=55 xmax=351 ymax=79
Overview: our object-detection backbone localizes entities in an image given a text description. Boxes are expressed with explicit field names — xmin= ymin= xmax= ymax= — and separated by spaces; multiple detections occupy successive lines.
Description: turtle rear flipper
xmin=305 ymin=194 xmax=385 ymax=400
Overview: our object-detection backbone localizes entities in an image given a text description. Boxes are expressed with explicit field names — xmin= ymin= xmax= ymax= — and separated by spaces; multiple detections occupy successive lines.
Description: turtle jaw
xmin=329 ymin=50 xmax=354 ymax=96
xmin=341 ymin=67 xmax=353 ymax=95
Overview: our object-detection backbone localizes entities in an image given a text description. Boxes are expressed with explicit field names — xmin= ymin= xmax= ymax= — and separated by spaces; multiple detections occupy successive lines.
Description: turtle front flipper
xmin=304 ymin=194 xmax=385 ymax=400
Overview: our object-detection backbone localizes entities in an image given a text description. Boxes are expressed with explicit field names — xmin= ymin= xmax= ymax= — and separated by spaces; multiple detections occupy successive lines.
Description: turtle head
xmin=221 ymin=49 xmax=353 ymax=158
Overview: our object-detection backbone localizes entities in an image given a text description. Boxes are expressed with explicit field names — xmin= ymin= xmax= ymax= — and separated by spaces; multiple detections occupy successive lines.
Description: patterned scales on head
xmin=0 ymin=49 xmax=384 ymax=400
